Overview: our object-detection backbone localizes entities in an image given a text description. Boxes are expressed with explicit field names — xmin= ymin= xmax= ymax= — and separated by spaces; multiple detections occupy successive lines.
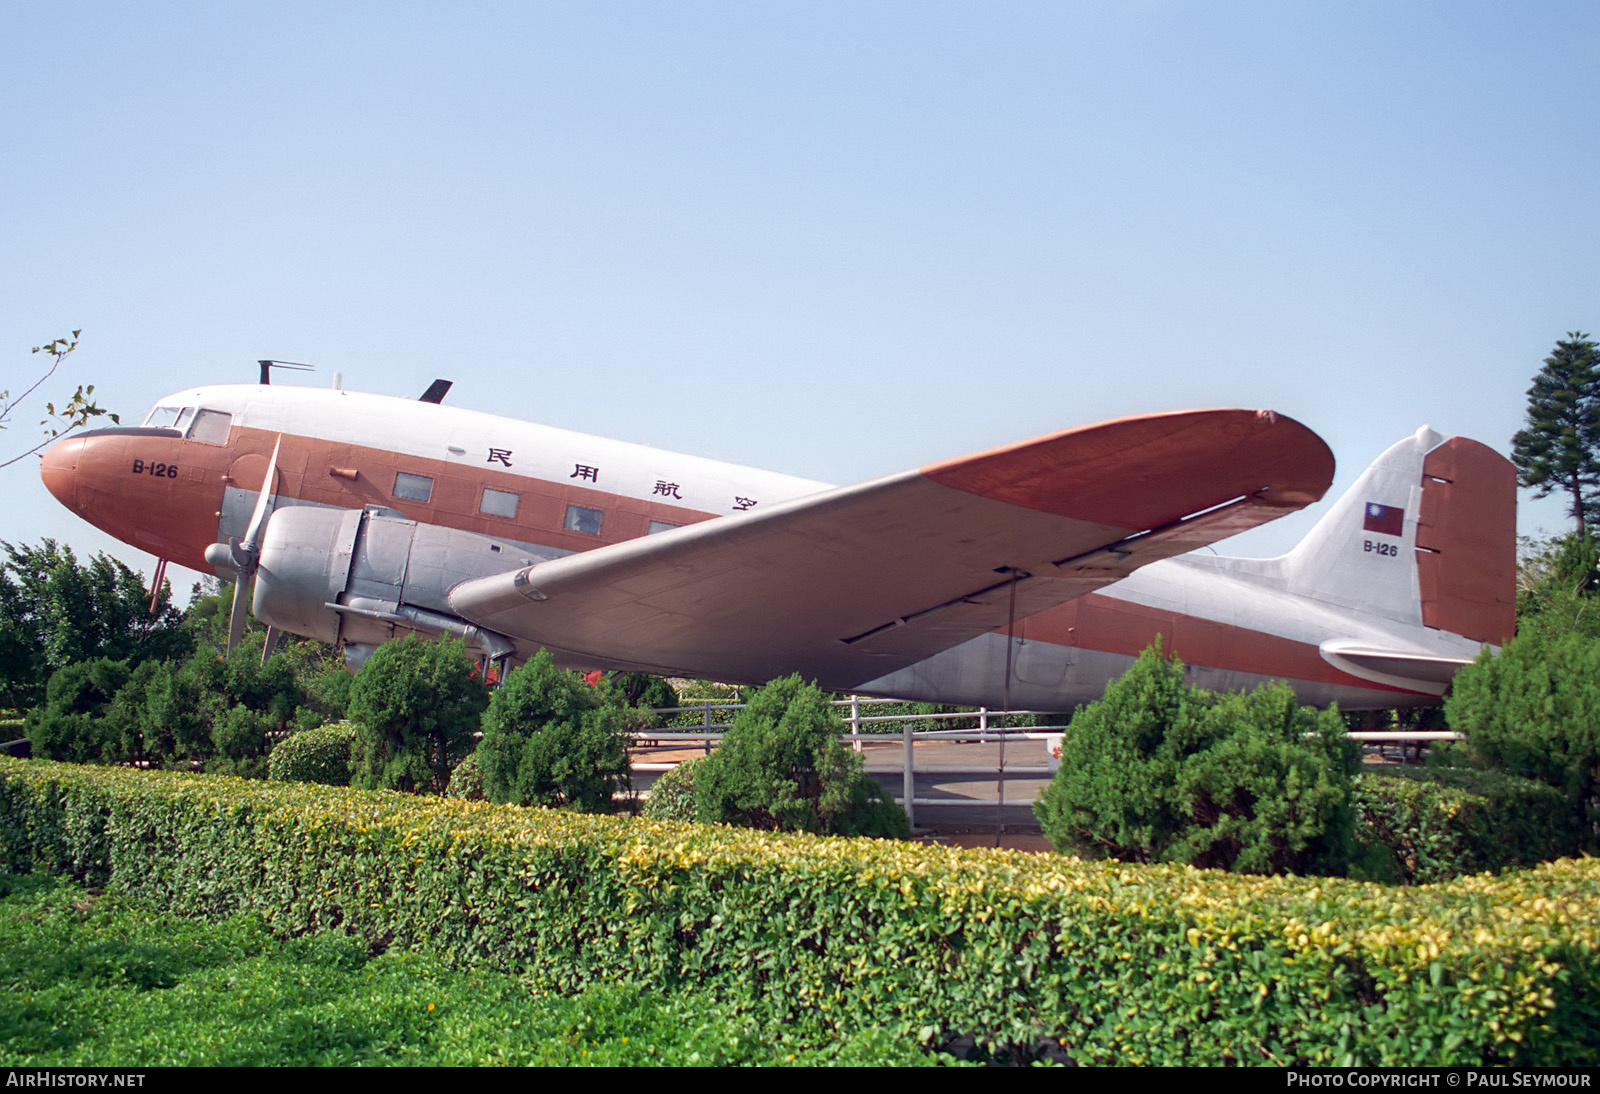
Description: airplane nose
xmin=39 ymin=435 xmax=83 ymax=512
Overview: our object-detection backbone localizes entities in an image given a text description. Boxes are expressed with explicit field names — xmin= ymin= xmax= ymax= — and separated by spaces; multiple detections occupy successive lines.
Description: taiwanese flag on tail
xmin=1364 ymin=502 xmax=1404 ymax=537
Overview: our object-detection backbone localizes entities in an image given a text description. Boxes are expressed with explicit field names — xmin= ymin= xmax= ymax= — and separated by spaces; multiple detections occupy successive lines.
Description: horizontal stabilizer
xmin=1319 ymin=639 xmax=1475 ymax=695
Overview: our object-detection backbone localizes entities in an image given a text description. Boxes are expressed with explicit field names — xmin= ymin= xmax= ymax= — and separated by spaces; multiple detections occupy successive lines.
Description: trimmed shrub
xmin=26 ymin=659 xmax=133 ymax=764
xmin=348 ymin=636 xmax=488 ymax=795
xmin=1035 ymin=644 xmax=1359 ymax=875
xmin=642 ymin=756 xmax=703 ymax=823
xmin=1355 ymin=766 xmax=1584 ymax=884
xmin=267 ymin=721 xmax=358 ymax=787
xmin=138 ymin=660 xmax=210 ymax=768
xmin=478 ymin=650 xmax=630 ymax=812
xmin=1446 ymin=628 xmax=1600 ymax=847
xmin=306 ymin=668 xmax=353 ymax=722
xmin=694 ymin=675 xmax=910 ymax=838
xmin=446 ymin=750 xmax=485 ymax=801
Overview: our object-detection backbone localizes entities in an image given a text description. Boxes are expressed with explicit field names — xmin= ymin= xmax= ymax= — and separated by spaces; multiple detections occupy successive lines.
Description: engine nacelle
xmin=253 ymin=506 xmax=540 ymax=662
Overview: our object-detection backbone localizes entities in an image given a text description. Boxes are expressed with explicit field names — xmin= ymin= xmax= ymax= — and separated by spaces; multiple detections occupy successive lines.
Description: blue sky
xmin=5 ymin=2 xmax=1598 ymax=592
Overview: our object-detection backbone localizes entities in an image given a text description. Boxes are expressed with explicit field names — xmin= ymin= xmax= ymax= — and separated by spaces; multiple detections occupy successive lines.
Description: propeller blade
xmin=241 ymin=435 xmax=282 ymax=553
xmin=226 ymin=577 xmax=251 ymax=657
xmin=225 ymin=436 xmax=283 ymax=657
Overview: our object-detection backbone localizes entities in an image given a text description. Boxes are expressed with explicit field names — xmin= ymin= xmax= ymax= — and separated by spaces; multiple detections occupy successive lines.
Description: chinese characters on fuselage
xmin=479 ymin=454 xmax=759 ymax=513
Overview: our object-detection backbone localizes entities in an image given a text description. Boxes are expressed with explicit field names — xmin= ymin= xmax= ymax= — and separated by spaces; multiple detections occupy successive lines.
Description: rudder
xmin=1416 ymin=437 xmax=1517 ymax=645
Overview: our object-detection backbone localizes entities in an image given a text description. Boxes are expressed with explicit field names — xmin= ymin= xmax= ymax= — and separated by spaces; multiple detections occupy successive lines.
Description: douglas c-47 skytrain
xmin=38 ymin=372 xmax=1515 ymax=711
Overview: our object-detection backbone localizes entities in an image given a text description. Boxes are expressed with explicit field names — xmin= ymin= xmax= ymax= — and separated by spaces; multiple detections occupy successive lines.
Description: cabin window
xmin=647 ymin=520 xmax=680 ymax=535
xmin=564 ymin=504 xmax=603 ymax=536
xmin=393 ymin=472 xmax=434 ymax=503
xmin=480 ymin=487 xmax=519 ymax=519
xmin=187 ymin=409 xmax=233 ymax=444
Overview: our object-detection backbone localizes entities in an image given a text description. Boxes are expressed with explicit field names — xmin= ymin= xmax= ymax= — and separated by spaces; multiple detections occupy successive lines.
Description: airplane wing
xmin=447 ymin=409 xmax=1335 ymax=690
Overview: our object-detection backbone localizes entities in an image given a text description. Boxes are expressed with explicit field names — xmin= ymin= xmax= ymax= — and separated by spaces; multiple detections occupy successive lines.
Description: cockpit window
xmin=140 ymin=404 xmax=232 ymax=442
xmin=188 ymin=409 xmax=232 ymax=444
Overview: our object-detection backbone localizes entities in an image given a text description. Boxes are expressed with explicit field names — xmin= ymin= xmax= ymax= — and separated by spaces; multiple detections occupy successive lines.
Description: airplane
xmin=37 ymin=373 xmax=1516 ymax=712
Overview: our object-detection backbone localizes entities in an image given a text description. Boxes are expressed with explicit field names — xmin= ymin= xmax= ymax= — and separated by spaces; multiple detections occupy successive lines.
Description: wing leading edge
xmin=448 ymin=409 xmax=1335 ymax=689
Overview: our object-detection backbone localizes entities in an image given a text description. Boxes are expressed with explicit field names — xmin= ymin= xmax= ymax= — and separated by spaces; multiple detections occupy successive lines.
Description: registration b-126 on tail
xmin=39 ymin=377 xmax=1515 ymax=710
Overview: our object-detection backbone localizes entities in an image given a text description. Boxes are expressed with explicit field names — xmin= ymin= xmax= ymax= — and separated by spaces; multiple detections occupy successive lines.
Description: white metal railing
xmin=630 ymin=696 xmax=1460 ymax=829
xmin=631 ymin=697 xmax=1067 ymax=828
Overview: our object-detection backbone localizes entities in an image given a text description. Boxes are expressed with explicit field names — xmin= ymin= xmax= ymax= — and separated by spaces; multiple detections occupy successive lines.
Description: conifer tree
xmin=477 ymin=649 xmax=631 ymax=811
xmin=348 ymin=636 xmax=488 ymax=794
xmin=1512 ymin=332 xmax=1600 ymax=533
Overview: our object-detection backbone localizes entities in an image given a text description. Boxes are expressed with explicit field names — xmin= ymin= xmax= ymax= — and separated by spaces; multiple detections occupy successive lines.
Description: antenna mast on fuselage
xmin=257 ymin=359 xmax=315 ymax=385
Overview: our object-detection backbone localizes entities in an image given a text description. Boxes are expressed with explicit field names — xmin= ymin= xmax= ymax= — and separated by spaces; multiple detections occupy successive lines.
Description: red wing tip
xmin=920 ymin=408 xmax=1333 ymax=528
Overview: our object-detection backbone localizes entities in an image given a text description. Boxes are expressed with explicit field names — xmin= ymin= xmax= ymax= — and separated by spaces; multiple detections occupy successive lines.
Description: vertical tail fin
xmin=1276 ymin=426 xmax=1516 ymax=645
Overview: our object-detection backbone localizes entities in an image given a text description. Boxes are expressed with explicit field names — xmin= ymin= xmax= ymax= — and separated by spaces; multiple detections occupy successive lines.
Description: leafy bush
xmin=1445 ymin=627 xmax=1600 ymax=847
xmin=206 ymin=706 xmax=272 ymax=779
xmin=24 ymin=643 xmax=317 ymax=778
xmin=1034 ymin=644 xmax=1359 ymax=875
xmin=185 ymin=649 xmax=308 ymax=778
xmin=348 ymin=637 xmax=488 ymax=794
xmin=642 ymin=756 xmax=703 ymax=823
xmin=306 ymin=668 xmax=353 ymax=723
xmin=445 ymin=750 xmax=485 ymax=801
xmin=25 ymin=659 xmax=132 ymax=764
xmin=598 ymin=672 xmax=679 ymax=729
xmin=1354 ymin=767 xmax=1583 ymax=884
xmin=693 ymin=675 xmax=910 ymax=838
xmin=267 ymin=722 xmax=358 ymax=787
xmin=478 ymin=651 xmax=630 ymax=812
xmin=0 ymin=540 xmax=190 ymax=711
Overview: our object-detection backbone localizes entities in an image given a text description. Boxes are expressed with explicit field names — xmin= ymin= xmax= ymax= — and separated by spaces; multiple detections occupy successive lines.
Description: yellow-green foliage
xmin=2 ymin=757 xmax=1597 ymax=1066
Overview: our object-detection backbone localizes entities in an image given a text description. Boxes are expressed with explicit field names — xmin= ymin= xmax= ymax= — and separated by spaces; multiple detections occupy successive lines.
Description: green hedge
xmin=1356 ymin=768 xmax=1584 ymax=885
xmin=2 ymin=757 xmax=1597 ymax=1065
